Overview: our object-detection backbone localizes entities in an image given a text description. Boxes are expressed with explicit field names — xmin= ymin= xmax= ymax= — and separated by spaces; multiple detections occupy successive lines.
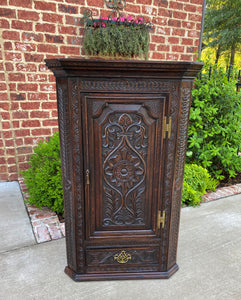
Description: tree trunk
xmin=215 ymin=44 xmax=221 ymax=64
xmin=230 ymin=44 xmax=236 ymax=66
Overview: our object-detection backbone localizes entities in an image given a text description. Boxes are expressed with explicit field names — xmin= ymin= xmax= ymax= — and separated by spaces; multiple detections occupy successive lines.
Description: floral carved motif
xmin=102 ymin=113 xmax=148 ymax=226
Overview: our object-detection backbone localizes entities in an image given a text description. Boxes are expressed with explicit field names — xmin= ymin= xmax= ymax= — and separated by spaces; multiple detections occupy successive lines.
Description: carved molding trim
xmin=168 ymin=83 xmax=193 ymax=268
xmin=160 ymin=80 xmax=180 ymax=271
xmin=80 ymin=79 xmax=171 ymax=92
xmin=86 ymin=265 xmax=160 ymax=273
xmin=57 ymin=81 xmax=75 ymax=270
xmin=45 ymin=59 xmax=62 ymax=68
xmin=71 ymin=78 xmax=85 ymax=272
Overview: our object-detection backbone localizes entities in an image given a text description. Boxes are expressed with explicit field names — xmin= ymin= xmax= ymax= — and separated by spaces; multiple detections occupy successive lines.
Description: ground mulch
xmin=218 ymin=172 xmax=241 ymax=188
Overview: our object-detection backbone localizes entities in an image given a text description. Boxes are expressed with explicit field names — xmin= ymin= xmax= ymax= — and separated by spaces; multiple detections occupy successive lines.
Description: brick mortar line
xmin=0 ymin=114 xmax=9 ymax=178
xmin=2 ymin=5 xmax=202 ymax=21
xmin=2 ymin=42 xmax=199 ymax=52
xmin=0 ymin=28 xmax=8 ymax=177
xmin=30 ymin=215 xmax=60 ymax=222
xmin=1 ymin=24 xmax=201 ymax=51
xmin=3 ymin=47 xmax=199 ymax=61
xmin=202 ymin=184 xmax=241 ymax=202
xmin=25 ymin=202 xmax=65 ymax=243
xmin=19 ymin=180 xmax=240 ymax=244
xmin=1 ymin=27 xmax=200 ymax=36
xmin=0 ymin=28 xmax=21 ymax=180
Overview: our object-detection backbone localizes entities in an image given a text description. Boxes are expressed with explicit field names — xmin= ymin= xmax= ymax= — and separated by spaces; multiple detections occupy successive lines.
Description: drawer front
xmin=85 ymin=247 xmax=160 ymax=273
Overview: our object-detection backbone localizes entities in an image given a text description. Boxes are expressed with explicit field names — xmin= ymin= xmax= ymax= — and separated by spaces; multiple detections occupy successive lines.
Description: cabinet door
xmin=82 ymin=94 xmax=168 ymax=240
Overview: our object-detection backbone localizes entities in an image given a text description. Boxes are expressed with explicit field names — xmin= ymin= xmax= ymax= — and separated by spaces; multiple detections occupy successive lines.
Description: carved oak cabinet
xmin=45 ymin=59 xmax=202 ymax=281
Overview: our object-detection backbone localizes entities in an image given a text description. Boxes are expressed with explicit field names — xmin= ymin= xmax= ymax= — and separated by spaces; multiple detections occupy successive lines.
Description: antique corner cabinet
xmin=45 ymin=59 xmax=203 ymax=281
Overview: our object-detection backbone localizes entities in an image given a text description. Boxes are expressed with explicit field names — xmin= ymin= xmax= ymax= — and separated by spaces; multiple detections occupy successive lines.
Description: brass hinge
xmin=86 ymin=169 xmax=90 ymax=185
xmin=157 ymin=210 xmax=166 ymax=229
xmin=163 ymin=116 xmax=172 ymax=139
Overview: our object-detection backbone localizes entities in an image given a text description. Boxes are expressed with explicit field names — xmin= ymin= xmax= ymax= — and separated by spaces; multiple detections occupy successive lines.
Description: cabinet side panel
xmin=70 ymin=79 xmax=85 ymax=273
xmin=160 ymin=80 xmax=180 ymax=271
xmin=56 ymin=78 xmax=76 ymax=271
xmin=167 ymin=80 xmax=193 ymax=269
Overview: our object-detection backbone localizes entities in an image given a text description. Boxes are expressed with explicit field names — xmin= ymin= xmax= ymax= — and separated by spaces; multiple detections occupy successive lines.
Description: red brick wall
xmin=0 ymin=0 xmax=203 ymax=181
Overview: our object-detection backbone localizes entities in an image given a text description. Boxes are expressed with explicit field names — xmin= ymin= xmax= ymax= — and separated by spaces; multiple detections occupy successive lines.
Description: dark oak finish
xmin=45 ymin=59 xmax=203 ymax=281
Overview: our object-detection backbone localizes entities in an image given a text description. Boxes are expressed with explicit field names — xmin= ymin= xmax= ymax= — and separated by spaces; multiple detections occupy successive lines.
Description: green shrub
xmin=182 ymin=164 xmax=218 ymax=206
xmin=187 ymin=64 xmax=241 ymax=180
xmin=22 ymin=132 xmax=64 ymax=215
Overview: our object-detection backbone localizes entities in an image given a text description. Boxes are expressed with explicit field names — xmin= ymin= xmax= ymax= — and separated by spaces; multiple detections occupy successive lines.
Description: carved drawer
xmin=85 ymin=247 xmax=160 ymax=273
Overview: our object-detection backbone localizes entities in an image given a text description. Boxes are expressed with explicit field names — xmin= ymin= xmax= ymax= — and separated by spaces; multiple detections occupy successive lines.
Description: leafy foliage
xmin=182 ymin=164 xmax=218 ymax=206
xmin=204 ymin=0 xmax=241 ymax=65
xmin=22 ymin=132 xmax=64 ymax=215
xmin=187 ymin=64 xmax=241 ymax=180
xmin=201 ymin=46 xmax=241 ymax=69
xmin=83 ymin=24 xmax=150 ymax=60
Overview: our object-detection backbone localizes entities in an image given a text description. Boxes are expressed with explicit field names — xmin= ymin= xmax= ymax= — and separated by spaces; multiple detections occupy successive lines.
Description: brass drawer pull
xmin=114 ymin=250 xmax=131 ymax=264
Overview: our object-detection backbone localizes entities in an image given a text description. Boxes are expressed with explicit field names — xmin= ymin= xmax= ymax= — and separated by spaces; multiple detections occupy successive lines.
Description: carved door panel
xmin=82 ymin=94 xmax=168 ymax=242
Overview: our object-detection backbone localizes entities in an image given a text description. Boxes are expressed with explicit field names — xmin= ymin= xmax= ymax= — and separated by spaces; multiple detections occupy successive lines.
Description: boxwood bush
xmin=182 ymin=164 xmax=218 ymax=206
xmin=22 ymin=132 xmax=64 ymax=215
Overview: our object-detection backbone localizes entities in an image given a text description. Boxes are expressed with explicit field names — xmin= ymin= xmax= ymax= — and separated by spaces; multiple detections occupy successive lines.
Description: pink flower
xmin=126 ymin=16 xmax=133 ymax=21
xmin=120 ymin=17 xmax=125 ymax=22
xmin=102 ymin=22 xmax=106 ymax=27
xmin=112 ymin=17 xmax=118 ymax=21
xmin=138 ymin=17 xmax=144 ymax=22
xmin=100 ymin=16 xmax=108 ymax=20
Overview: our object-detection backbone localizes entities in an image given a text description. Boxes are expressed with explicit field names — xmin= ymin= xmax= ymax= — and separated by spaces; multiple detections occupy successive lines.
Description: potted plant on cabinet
xmin=81 ymin=1 xmax=154 ymax=60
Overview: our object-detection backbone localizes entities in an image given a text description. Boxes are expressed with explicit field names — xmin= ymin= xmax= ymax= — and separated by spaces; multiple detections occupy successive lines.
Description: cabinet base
xmin=64 ymin=264 xmax=179 ymax=281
